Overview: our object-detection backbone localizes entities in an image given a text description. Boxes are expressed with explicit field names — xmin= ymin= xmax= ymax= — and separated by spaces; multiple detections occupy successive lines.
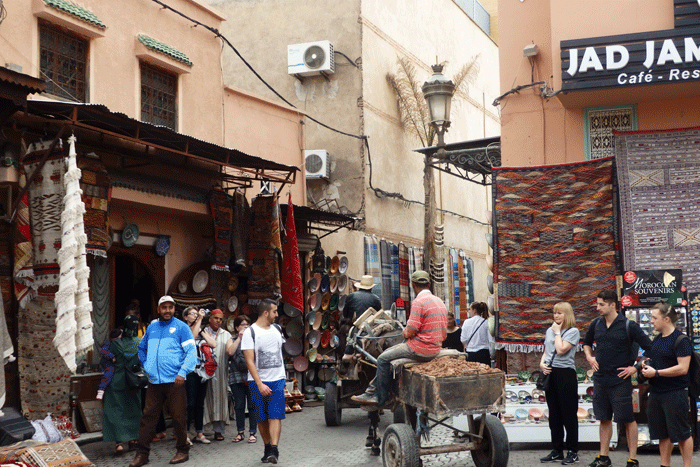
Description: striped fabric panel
xmin=398 ymin=242 xmax=410 ymax=303
xmin=380 ymin=239 xmax=392 ymax=309
xmin=390 ymin=242 xmax=400 ymax=302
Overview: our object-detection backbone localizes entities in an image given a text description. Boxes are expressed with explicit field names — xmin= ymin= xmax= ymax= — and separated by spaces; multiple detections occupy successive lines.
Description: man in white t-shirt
xmin=242 ymin=299 xmax=285 ymax=464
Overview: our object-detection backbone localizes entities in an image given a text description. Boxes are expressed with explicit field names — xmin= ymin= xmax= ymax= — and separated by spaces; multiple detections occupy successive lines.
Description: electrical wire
xmin=334 ymin=50 xmax=359 ymax=68
xmin=149 ymin=0 xmax=484 ymax=225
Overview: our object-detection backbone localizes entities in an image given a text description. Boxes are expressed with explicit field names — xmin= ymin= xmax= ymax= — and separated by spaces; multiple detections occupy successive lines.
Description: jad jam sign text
xmin=561 ymin=28 xmax=700 ymax=91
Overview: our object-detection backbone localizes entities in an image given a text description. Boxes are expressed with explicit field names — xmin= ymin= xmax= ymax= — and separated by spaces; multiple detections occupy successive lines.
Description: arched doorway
xmin=109 ymin=244 xmax=165 ymax=330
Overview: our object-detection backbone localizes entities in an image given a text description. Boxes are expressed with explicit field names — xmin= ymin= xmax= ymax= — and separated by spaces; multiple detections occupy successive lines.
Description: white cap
xmin=158 ymin=295 xmax=175 ymax=306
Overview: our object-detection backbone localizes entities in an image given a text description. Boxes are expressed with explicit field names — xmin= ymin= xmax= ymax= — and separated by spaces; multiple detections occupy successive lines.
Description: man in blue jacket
xmin=130 ymin=296 xmax=196 ymax=467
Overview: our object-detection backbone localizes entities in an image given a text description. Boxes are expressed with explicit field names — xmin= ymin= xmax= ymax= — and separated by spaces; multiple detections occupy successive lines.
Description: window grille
xmin=39 ymin=22 xmax=87 ymax=102
xmin=584 ymin=106 xmax=637 ymax=160
xmin=140 ymin=63 xmax=177 ymax=130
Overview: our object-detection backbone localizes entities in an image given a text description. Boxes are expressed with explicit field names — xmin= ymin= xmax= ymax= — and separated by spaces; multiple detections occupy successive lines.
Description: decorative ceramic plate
xmin=227 ymin=296 xmax=238 ymax=312
xmin=330 ymin=333 xmax=339 ymax=349
xmin=307 ymin=330 xmax=320 ymax=348
xmin=178 ymin=280 xmax=187 ymax=294
xmin=307 ymin=367 xmax=316 ymax=382
xmin=487 ymin=274 xmax=493 ymax=294
xmin=192 ymin=270 xmax=208 ymax=293
xmin=505 ymin=390 xmax=518 ymax=402
xmin=155 ymin=235 xmax=170 ymax=256
xmin=330 ymin=256 xmax=340 ymax=274
xmin=576 ymin=407 xmax=588 ymax=420
xmin=517 ymin=390 xmax=531 ymax=403
xmin=329 ymin=276 xmax=338 ymax=293
xmin=283 ymin=302 xmax=301 ymax=318
xmin=514 ymin=408 xmax=528 ymax=421
xmin=122 ymin=223 xmax=139 ymax=247
xmin=227 ymin=276 xmax=239 ymax=292
xmin=283 ymin=337 xmax=302 ymax=356
xmin=320 ymin=275 xmax=330 ymax=293
xmin=329 ymin=293 xmax=339 ymax=311
xmin=320 ymin=330 xmax=331 ymax=348
xmin=338 ymin=294 xmax=347 ymax=312
xmin=528 ymin=408 xmax=543 ymax=421
xmin=338 ymin=256 xmax=349 ymax=274
xmin=321 ymin=312 xmax=330 ymax=329
xmin=531 ymin=388 xmax=545 ymax=401
xmin=321 ymin=292 xmax=331 ymax=311
xmin=337 ymin=275 xmax=348 ymax=293
xmin=306 ymin=347 xmax=317 ymax=363
xmin=306 ymin=310 xmax=317 ymax=326
xmin=307 ymin=277 xmax=318 ymax=293
xmin=226 ymin=316 xmax=236 ymax=333
xmin=517 ymin=370 xmax=531 ymax=382
xmin=286 ymin=318 xmax=303 ymax=340
xmin=293 ymin=356 xmax=309 ymax=372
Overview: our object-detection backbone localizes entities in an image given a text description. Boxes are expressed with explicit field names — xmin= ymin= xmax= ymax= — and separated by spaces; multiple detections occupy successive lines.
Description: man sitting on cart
xmin=352 ymin=270 xmax=448 ymax=406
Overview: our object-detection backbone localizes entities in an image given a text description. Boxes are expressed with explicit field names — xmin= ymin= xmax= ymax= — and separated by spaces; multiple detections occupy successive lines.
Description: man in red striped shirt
xmin=352 ymin=270 xmax=448 ymax=406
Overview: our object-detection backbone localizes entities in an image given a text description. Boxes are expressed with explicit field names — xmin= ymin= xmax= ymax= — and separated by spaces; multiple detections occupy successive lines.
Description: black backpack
xmin=674 ymin=335 xmax=700 ymax=399
xmin=592 ymin=316 xmax=639 ymax=365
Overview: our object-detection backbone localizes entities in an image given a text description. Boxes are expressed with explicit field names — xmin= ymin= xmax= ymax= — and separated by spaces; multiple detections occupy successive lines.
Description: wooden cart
xmin=382 ymin=367 xmax=508 ymax=467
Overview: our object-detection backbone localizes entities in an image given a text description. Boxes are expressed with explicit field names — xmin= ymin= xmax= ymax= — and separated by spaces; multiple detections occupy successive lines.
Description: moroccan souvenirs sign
xmin=621 ymin=269 xmax=685 ymax=307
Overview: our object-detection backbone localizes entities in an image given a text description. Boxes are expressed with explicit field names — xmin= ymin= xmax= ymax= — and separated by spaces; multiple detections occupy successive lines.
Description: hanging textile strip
xmin=458 ymin=250 xmax=467 ymax=324
xmin=247 ymin=195 xmax=280 ymax=303
xmin=91 ymin=256 xmax=109 ymax=355
xmin=78 ymin=153 xmax=111 ymax=257
xmin=615 ymin=128 xmax=700 ymax=293
xmin=23 ymin=139 xmax=65 ymax=291
xmin=398 ymin=243 xmax=410 ymax=303
xmin=380 ymin=239 xmax=392 ymax=310
xmin=281 ymin=193 xmax=304 ymax=312
xmin=230 ymin=189 xmax=250 ymax=272
xmin=390 ymin=242 xmax=399 ymax=302
xmin=364 ymin=235 xmax=381 ymax=296
xmin=209 ymin=189 xmax=233 ymax=271
xmin=430 ymin=225 xmax=445 ymax=303
xmin=0 ymin=221 xmax=12 ymax=306
xmin=54 ymin=135 xmax=93 ymax=372
xmin=407 ymin=247 xmax=416 ymax=306
xmin=13 ymin=169 xmax=35 ymax=308
xmin=493 ymin=157 xmax=616 ymax=352
xmin=449 ymin=248 xmax=459 ymax=322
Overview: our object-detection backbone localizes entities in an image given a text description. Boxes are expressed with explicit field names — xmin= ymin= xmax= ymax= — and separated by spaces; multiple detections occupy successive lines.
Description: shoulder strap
xmin=464 ymin=318 xmax=487 ymax=349
xmin=250 ymin=326 xmax=255 ymax=344
xmin=673 ymin=334 xmax=691 ymax=352
xmin=547 ymin=327 xmax=575 ymax=365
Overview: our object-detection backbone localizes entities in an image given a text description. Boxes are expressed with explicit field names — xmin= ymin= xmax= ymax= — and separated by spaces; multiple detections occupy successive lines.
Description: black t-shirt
xmin=442 ymin=328 xmax=462 ymax=351
xmin=648 ymin=329 xmax=692 ymax=394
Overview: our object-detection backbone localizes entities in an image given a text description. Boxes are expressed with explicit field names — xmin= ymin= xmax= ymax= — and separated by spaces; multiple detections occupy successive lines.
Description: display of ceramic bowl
xmin=192 ymin=270 xmax=209 ymax=293
xmin=330 ymin=256 xmax=340 ymax=274
xmin=487 ymin=274 xmax=494 ymax=294
xmin=577 ymin=407 xmax=588 ymax=421
xmin=485 ymin=232 xmax=493 ymax=248
xmin=321 ymin=292 xmax=331 ymax=311
xmin=310 ymin=292 xmax=323 ymax=312
xmin=531 ymin=388 xmax=545 ymax=402
xmin=307 ymin=330 xmax=320 ymax=348
xmin=178 ymin=281 xmax=187 ymax=294
xmin=338 ymin=256 xmax=349 ymax=274
xmin=283 ymin=337 xmax=302 ymax=356
xmin=283 ymin=302 xmax=301 ymax=317
xmin=528 ymin=408 xmax=544 ymax=421
xmin=313 ymin=311 xmax=323 ymax=331
xmin=329 ymin=276 xmax=338 ymax=293
xmin=338 ymin=294 xmax=347 ymax=312
xmin=226 ymin=316 xmax=236 ymax=333
xmin=543 ymin=409 xmax=549 ymax=420
xmin=329 ymin=293 xmax=339 ymax=311
xmin=286 ymin=318 xmax=303 ymax=340
xmin=305 ymin=310 xmax=317 ymax=326
xmin=505 ymin=390 xmax=518 ymax=402
xmin=306 ymin=347 xmax=317 ymax=363
xmin=227 ymin=276 xmax=239 ymax=293
xmin=586 ymin=386 xmax=594 ymax=396
xmin=501 ymin=413 xmax=514 ymax=422
xmin=337 ymin=274 xmax=348 ymax=293
xmin=318 ymin=367 xmax=334 ymax=382
xmin=155 ymin=235 xmax=170 ymax=256
xmin=121 ymin=223 xmax=139 ymax=247
xmin=517 ymin=390 xmax=531 ymax=403
xmin=320 ymin=275 xmax=330 ymax=293
xmin=588 ymin=408 xmax=595 ymax=421
xmin=329 ymin=333 xmax=339 ymax=349
xmin=293 ymin=356 xmax=309 ymax=372
xmin=320 ymin=330 xmax=331 ymax=348
xmin=321 ymin=312 xmax=330 ymax=330
xmin=576 ymin=368 xmax=587 ymax=382
xmin=517 ymin=370 xmax=531 ymax=382
xmin=514 ymin=408 xmax=528 ymax=421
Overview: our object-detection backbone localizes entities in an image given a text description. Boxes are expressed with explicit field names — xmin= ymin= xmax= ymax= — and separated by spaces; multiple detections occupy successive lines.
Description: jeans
xmin=231 ymin=382 xmax=257 ymax=434
xmin=186 ymin=372 xmax=208 ymax=433
xmin=367 ymin=343 xmax=433 ymax=405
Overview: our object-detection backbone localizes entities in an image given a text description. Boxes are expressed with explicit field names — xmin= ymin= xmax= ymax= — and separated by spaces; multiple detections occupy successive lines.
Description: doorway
xmin=114 ymin=255 xmax=154 ymax=327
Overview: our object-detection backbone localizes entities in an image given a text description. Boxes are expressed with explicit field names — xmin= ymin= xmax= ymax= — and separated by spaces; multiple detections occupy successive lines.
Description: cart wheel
xmin=324 ymin=382 xmax=342 ymax=426
xmin=393 ymin=403 xmax=406 ymax=424
xmin=382 ymin=423 xmax=419 ymax=467
xmin=471 ymin=414 xmax=509 ymax=467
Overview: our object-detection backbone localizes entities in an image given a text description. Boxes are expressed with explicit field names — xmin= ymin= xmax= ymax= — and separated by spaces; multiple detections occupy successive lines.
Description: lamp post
xmin=422 ymin=64 xmax=455 ymax=274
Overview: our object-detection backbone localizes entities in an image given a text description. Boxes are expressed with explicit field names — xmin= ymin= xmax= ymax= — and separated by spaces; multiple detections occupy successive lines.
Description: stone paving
xmin=80 ymin=405 xmax=700 ymax=467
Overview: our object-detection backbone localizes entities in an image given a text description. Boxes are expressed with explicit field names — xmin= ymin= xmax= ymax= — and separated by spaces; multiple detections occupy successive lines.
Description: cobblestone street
xmin=79 ymin=405 xmax=699 ymax=467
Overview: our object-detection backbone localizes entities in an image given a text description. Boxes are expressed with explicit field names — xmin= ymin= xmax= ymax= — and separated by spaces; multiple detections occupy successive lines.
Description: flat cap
xmin=411 ymin=270 xmax=430 ymax=284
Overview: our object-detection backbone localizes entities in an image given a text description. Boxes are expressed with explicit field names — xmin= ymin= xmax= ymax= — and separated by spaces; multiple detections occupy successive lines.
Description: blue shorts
xmin=248 ymin=379 xmax=286 ymax=422
xmin=592 ymin=379 xmax=635 ymax=424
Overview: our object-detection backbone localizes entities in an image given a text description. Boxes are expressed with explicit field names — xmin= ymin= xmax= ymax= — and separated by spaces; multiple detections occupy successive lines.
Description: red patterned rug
xmin=493 ymin=158 xmax=617 ymax=351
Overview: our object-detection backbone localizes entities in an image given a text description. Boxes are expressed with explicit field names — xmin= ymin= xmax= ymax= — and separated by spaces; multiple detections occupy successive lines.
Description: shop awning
xmin=0 ymin=67 xmax=46 ymax=122
xmin=12 ymin=100 xmax=298 ymax=189
xmin=415 ymin=136 xmax=501 ymax=185
xmin=281 ymin=203 xmax=356 ymax=240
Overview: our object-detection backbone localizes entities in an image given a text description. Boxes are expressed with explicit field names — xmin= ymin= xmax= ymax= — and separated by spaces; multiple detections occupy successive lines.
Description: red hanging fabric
xmin=281 ymin=193 xmax=304 ymax=312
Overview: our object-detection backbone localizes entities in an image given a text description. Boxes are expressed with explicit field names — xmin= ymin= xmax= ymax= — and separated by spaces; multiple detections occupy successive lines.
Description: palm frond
xmin=451 ymin=55 xmax=480 ymax=100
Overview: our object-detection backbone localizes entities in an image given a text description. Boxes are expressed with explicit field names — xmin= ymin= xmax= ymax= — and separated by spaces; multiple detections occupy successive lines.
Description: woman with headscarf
xmin=102 ymin=314 xmax=142 ymax=455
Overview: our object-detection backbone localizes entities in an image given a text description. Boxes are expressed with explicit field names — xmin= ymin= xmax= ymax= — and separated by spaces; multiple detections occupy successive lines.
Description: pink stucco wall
xmin=497 ymin=0 xmax=700 ymax=166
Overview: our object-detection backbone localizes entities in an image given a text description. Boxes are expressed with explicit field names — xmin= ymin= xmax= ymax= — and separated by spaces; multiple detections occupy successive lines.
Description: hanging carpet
xmin=493 ymin=158 xmax=616 ymax=352
xmin=615 ymin=128 xmax=700 ymax=293
xmin=281 ymin=193 xmax=303 ymax=312
xmin=13 ymin=169 xmax=35 ymax=308
xmin=398 ymin=243 xmax=410 ymax=303
xmin=247 ymin=195 xmax=281 ymax=303
xmin=22 ymin=140 xmax=65 ymax=291
xmin=230 ymin=189 xmax=250 ymax=272
xmin=78 ymin=153 xmax=111 ymax=258
xmin=209 ymin=189 xmax=232 ymax=271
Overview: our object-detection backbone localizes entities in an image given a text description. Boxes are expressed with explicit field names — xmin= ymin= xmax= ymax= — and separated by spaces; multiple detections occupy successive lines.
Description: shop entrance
xmin=109 ymin=244 xmax=165 ymax=331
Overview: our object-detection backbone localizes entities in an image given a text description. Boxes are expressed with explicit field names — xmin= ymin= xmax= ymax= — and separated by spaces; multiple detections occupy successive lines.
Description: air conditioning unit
xmin=305 ymin=150 xmax=330 ymax=179
xmin=288 ymin=41 xmax=335 ymax=77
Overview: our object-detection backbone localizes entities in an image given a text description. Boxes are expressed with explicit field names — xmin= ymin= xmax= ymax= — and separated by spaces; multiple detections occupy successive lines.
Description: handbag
xmin=125 ymin=364 xmax=149 ymax=389
xmin=536 ymin=371 xmax=551 ymax=391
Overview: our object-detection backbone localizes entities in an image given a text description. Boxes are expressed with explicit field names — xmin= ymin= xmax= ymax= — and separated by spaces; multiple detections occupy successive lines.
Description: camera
xmin=202 ymin=309 xmax=211 ymax=316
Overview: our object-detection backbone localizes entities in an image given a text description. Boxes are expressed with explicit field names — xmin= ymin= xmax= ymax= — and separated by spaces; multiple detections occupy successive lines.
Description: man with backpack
xmin=639 ymin=302 xmax=694 ymax=467
xmin=582 ymin=290 xmax=652 ymax=467
xmin=242 ymin=298 xmax=285 ymax=464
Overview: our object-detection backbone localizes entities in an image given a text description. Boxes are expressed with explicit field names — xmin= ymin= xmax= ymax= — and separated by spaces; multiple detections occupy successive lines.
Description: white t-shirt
xmin=460 ymin=315 xmax=494 ymax=352
xmin=240 ymin=323 xmax=285 ymax=383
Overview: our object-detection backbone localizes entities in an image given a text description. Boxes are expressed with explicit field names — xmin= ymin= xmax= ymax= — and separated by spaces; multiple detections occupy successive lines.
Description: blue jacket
xmin=138 ymin=317 xmax=196 ymax=384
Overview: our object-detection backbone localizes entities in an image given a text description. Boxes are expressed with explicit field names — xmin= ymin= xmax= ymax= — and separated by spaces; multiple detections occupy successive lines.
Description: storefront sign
xmin=561 ymin=27 xmax=700 ymax=91
xmin=621 ymin=269 xmax=685 ymax=307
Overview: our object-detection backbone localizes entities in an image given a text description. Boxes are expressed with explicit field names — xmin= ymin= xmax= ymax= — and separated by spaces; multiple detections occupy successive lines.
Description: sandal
xmin=115 ymin=443 xmax=125 ymax=455
xmin=248 ymin=433 xmax=257 ymax=444
xmin=232 ymin=432 xmax=245 ymax=443
xmin=128 ymin=440 xmax=138 ymax=451
xmin=214 ymin=432 xmax=225 ymax=441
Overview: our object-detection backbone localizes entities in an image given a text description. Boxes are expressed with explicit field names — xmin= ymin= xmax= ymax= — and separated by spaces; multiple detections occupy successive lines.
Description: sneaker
xmin=561 ymin=451 xmax=579 ymax=465
xmin=266 ymin=446 xmax=279 ymax=464
xmin=541 ymin=450 xmax=564 ymax=463
xmin=351 ymin=393 xmax=379 ymax=405
xmin=625 ymin=459 xmax=638 ymax=467
xmin=194 ymin=434 xmax=210 ymax=444
xmin=261 ymin=444 xmax=271 ymax=463
xmin=587 ymin=455 xmax=612 ymax=467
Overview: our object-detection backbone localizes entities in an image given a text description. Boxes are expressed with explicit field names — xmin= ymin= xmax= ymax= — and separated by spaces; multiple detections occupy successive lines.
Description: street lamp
xmin=421 ymin=64 xmax=455 ymax=278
